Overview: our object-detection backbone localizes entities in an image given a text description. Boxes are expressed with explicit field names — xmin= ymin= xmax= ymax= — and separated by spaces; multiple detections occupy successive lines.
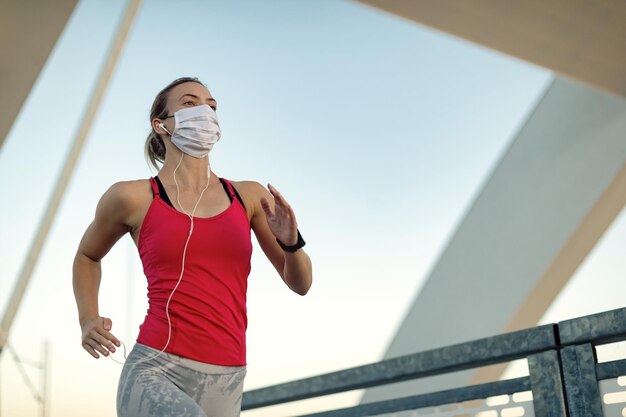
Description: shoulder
xmin=96 ymin=179 xmax=151 ymax=218
xmin=102 ymin=179 xmax=150 ymax=203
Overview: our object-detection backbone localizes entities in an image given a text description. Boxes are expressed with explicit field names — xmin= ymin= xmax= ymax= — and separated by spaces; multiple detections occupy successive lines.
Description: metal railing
xmin=242 ymin=307 xmax=626 ymax=417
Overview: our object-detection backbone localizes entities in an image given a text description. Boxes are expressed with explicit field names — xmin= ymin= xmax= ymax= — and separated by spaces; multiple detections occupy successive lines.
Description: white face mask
xmin=162 ymin=104 xmax=221 ymax=158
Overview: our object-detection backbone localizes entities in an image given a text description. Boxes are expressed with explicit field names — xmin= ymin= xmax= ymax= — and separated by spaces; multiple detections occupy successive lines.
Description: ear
xmin=152 ymin=118 xmax=168 ymax=135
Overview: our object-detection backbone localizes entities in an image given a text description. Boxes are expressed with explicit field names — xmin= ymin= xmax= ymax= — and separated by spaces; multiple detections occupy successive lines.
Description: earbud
xmin=158 ymin=123 xmax=171 ymax=135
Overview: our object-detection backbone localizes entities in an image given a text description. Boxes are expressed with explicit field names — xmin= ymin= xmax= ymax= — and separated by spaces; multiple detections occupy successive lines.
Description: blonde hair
xmin=144 ymin=77 xmax=206 ymax=170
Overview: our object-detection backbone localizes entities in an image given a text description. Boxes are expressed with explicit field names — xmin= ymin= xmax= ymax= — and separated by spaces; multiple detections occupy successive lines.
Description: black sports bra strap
xmin=219 ymin=177 xmax=236 ymax=198
xmin=154 ymin=176 xmax=175 ymax=207
xmin=220 ymin=178 xmax=246 ymax=211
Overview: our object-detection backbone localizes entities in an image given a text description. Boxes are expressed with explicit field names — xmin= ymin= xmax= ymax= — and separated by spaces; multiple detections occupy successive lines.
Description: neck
xmin=159 ymin=150 xmax=214 ymax=190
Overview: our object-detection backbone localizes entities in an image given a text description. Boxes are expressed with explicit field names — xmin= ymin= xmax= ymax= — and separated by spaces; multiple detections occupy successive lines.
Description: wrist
xmin=79 ymin=314 xmax=99 ymax=328
xmin=277 ymin=229 xmax=305 ymax=253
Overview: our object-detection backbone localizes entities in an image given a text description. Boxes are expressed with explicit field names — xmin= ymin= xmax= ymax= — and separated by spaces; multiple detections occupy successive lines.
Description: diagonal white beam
xmin=0 ymin=0 xmax=143 ymax=355
xmin=361 ymin=76 xmax=626 ymax=401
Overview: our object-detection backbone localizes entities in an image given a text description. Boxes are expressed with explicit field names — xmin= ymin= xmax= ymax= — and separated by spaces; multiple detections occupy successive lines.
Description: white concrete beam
xmin=0 ymin=0 xmax=79 ymax=148
xmin=355 ymin=0 xmax=626 ymax=98
xmin=361 ymin=77 xmax=626 ymax=401
xmin=0 ymin=0 xmax=143 ymax=354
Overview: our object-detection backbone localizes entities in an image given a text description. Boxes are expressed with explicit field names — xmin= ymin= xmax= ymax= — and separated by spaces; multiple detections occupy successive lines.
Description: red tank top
xmin=136 ymin=177 xmax=252 ymax=365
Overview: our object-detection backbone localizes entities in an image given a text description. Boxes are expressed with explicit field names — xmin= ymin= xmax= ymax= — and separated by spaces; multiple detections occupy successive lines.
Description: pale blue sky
xmin=1 ymin=1 xmax=623 ymax=416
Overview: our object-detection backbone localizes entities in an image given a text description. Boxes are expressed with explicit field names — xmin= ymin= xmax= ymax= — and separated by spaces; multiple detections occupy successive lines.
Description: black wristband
xmin=277 ymin=229 xmax=305 ymax=253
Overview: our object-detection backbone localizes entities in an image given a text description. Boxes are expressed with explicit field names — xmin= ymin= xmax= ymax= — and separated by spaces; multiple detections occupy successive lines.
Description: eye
xmin=183 ymin=100 xmax=194 ymax=106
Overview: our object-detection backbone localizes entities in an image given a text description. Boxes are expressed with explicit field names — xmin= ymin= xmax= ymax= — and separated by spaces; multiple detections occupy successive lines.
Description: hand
xmin=260 ymin=184 xmax=298 ymax=246
xmin=81 ymin=316 xmax=121 ymax=359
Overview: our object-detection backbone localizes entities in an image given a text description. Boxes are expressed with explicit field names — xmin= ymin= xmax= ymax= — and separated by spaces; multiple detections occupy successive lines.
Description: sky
xmin=0 ymin=1 xmax=624 ymax=416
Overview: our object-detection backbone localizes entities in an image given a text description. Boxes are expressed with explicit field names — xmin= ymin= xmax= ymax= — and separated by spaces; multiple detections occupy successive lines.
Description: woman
xmin=72 ymin=77 xmax=312 ymax=417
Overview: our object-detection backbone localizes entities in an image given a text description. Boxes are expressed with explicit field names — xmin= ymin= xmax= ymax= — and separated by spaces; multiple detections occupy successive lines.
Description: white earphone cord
xmin=110 ymin=152 xmax=211 ymax=366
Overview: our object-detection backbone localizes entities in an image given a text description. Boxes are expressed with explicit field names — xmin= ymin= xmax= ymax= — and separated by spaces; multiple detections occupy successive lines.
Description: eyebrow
xmin=178 ymin=93 xmax=217 ymax=105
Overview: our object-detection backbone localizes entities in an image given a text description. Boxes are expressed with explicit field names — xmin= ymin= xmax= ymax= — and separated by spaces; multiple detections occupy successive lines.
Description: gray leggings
xmin=117 ymin=343 xmax=247 ymax=417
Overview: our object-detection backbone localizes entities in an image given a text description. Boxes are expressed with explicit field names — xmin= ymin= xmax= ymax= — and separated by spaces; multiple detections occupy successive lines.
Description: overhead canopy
xmin=356 ymin=0 xmax=626 ymax=98
xmin=0 ymin=0 xmax=79 ymax=148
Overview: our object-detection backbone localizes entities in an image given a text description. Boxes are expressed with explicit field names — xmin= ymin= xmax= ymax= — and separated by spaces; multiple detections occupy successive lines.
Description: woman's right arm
xmin=72 ymin=182 xmax=137 ymax=359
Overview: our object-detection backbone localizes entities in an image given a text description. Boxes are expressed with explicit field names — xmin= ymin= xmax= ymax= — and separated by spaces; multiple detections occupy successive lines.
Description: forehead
xmin=168 ymin=82 xmax=213 ymax=103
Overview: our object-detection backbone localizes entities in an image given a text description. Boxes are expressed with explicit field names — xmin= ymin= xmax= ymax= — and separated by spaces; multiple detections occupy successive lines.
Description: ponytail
xmin=144 ymin=131 xmax=166 ymax=171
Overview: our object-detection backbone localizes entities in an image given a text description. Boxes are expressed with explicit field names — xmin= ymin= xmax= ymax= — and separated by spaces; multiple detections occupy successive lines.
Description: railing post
xmin=560 ymin=343 xmax=603 ymax=417
xmin=528 ymin=350 xmax=568 ymax=417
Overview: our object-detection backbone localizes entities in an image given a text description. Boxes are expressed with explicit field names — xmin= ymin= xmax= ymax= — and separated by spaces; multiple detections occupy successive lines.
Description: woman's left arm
xmin=242 ymin=181 xmax=312 ymax=295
